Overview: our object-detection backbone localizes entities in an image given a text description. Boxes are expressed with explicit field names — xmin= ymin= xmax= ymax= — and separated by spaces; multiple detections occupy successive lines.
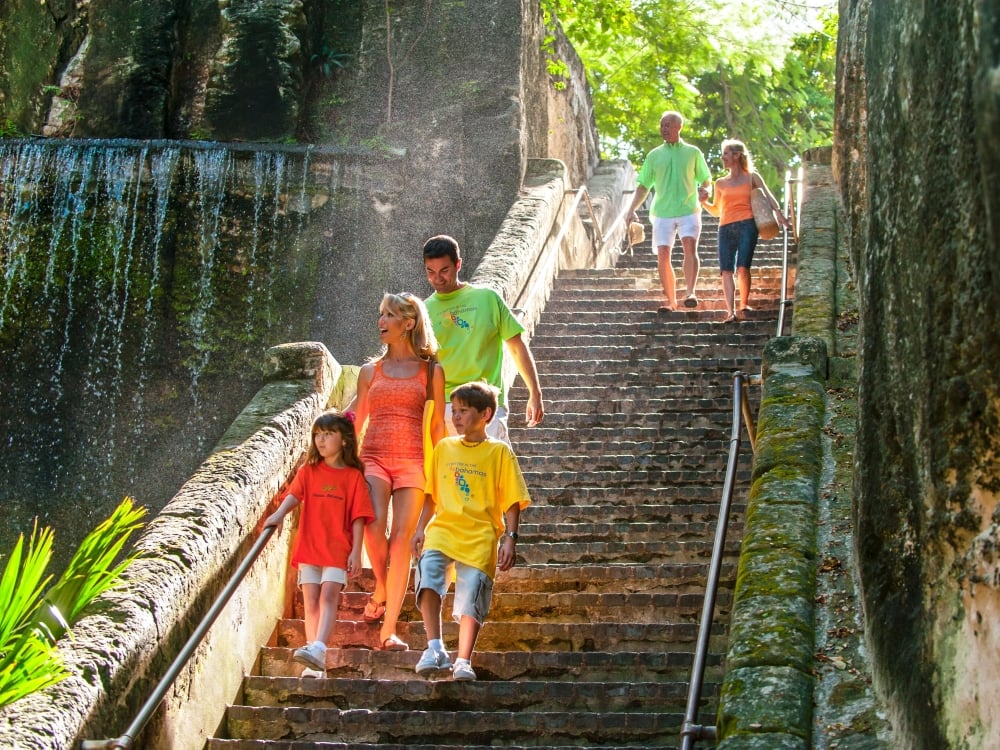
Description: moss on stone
xmin=735 ymin=547 xmax=817 ymax=601
xmin=718 ymin=666 xmax=813 ymax=739
xmin=726 ymin=594 xmax=815 ymax=673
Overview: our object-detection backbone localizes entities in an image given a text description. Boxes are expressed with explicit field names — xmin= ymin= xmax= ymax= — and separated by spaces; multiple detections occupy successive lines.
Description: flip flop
xmin=683 ymin=295 xmax=699 ymax=308
xmin=379 ymin=634 xmax=409 ymax=651
xmin=362 ymin=597 xmax=386 ymax=622
xmin=721 ymin=314 xmax=739 ymax=324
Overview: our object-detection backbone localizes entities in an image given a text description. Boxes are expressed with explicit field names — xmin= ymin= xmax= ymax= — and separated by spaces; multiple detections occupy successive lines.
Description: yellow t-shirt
xmin=423 ymin=436 xmax=531 ymax=576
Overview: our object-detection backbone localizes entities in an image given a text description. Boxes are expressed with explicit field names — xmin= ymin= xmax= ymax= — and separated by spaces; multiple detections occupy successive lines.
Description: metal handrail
xmin=564 ymin=185 xmax=636 ymax=259
xmin=680 ymin=370 xmax=756 ymax=749
xmin=776 ymin=167 xmax=803 ymax=338
xmin=81 ymin=524 xmax=278 ymax=750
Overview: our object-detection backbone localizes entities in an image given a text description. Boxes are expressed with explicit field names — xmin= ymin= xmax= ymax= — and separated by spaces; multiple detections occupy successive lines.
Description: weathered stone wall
xmin=1 ymin=0 xmax=599 ymax=365
xmin=835 ymin=0 xmax=1000 ymax=746
xmin=0 ymin=341 xmax=345 ymax=750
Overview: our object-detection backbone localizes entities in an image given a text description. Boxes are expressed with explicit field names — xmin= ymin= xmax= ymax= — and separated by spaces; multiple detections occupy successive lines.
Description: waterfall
xmin=0 ymin=139 xmax=342 ymax=561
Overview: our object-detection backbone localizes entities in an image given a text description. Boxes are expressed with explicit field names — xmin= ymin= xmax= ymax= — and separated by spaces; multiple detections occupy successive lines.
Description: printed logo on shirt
xmin=445 ymin=311 xmax=471 ymax=331
xmin=454 ymin=471 xmax=472 ymax=502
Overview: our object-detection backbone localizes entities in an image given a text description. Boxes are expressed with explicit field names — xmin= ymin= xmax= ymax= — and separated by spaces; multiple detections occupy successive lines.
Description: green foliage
xmin=543 ymin=0 xmax=837 ymax=190
xmin=0 ymin=498 xmax=146 ymax=708
xmin=311 ymin=45 xmax=352 ymax=79
xmin=0 ymin=119 xmax=23 ymax=138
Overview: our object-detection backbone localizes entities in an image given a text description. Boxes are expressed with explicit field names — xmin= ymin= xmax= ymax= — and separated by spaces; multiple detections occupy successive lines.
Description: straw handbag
xmin=750 ymin=187 xmax=780 ymax=240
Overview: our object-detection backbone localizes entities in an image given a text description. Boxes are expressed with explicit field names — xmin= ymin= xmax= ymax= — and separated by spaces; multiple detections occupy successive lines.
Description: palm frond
xmin=0 ymin=523 xmax=54 ymax=651
xmin=40 ymin=497 xmax=146 ymax=640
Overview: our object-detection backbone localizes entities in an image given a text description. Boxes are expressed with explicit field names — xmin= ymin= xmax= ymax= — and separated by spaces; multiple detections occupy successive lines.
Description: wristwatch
xmin=503 ymin=531 xmax=519 ymax=542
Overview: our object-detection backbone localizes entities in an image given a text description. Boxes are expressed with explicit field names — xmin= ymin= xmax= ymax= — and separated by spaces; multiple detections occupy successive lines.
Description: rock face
xmin=0 ymin=0 xmax=597 ymax=383
xmin=0 ymin=0 xmax=599 ymax=567
xmin=835 ymin=1 xmax=1000 ymax=746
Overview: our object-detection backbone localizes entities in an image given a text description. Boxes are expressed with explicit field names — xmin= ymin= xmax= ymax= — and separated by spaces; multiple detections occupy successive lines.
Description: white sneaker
xmin=415 ymin=647 xmax=452 ymax=676
xmin=452 ymin=660 xmax=477 ymax=681
xmin=300 ymin=667 xmax=325 ymax=679
xmin=293 ymin=641 xmax=326 ymax=671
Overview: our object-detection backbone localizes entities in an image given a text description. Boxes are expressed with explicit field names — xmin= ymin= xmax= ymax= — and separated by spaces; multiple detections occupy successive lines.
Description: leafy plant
xmin=0 ymin=497 xmax=147 ymax=708
xmin=0 ymin=119 xmax=22 ymax=138
xmin=311 ymin=45 xmax=352 ymax=78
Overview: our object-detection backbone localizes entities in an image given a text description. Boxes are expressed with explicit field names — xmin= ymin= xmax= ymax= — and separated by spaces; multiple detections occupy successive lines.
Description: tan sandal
xmin=362 ymin=597 xmax=386 ymax=622
xmin=379 ymin=634 xmax=409 ymax=651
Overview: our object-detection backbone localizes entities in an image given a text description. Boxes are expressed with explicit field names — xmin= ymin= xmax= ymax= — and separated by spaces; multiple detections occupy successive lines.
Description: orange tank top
xmin=361 ymin=360 xmax=427 ymax=461
xmin=715 ymin=176 xmax=755 ymax=226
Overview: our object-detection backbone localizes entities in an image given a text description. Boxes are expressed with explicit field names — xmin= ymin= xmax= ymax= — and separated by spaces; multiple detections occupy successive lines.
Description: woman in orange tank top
xmin=350 ymin=292 xmax=446 ymax=651
xmin=701 ymin=139 xmax=791 ymax=322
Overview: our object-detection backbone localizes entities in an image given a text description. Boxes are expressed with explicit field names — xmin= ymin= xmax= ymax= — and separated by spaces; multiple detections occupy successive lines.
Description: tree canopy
xmin=543 ymin=0 xmax=837 ymax=191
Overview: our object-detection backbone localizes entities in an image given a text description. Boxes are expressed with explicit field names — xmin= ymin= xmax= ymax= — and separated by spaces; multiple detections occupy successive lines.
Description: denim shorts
xmin=297 ymin=563 xmax=347 ymax=587
xmin=414 ymin=549 xmax=494 ymax=625
xmin=717 ymin=218 xmax=758 ymax=271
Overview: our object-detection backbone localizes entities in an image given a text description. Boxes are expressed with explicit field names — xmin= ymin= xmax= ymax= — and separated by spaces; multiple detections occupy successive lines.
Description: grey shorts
xmin=414 ymin=549 xmax=494 ymax=625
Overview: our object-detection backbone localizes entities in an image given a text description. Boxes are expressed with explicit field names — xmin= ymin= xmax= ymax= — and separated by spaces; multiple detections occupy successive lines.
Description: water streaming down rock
xmin=0 ymin=139 xmax=344 ymax=568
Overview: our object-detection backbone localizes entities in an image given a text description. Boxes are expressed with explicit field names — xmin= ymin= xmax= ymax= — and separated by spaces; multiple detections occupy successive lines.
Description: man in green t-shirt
xmin=422 ymin=235 xmax=544 ymax=443
xmin=626 ymin=110 xmax=712 ymax=312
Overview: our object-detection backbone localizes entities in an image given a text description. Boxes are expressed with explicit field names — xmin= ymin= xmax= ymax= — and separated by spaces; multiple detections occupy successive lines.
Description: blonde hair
xmin=375 ymin=292 xmax=438 ymax=360
xmin=722 ymin=138 xmax=754 ymax=173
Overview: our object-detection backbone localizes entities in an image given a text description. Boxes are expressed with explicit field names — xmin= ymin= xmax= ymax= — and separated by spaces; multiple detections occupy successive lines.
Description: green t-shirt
xmin=424 ymin=284 xmax=524 ymax=408
xmin=636 ymin=139 xmax=711 ymax=219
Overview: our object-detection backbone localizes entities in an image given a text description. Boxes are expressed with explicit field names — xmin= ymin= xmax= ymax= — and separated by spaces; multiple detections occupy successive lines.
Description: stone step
xmin=238 ymin=675 xmax=705 ymax=713
xmin=516 ymin=539 xmax=741 ymax=566
xmin=512 ymin=368 xmax=763 ymax=389
xmin=222 ymin=705 xmax=691 ymax=746
xmin=211 ymin=743 xmax=706 ymax=750
xmin=509 ymin=397 xmax=739 ymax=416
xmin=546 ymin=281 xmax=786 ymax=299
xmin=522 ymin=485 xmax=728 ymax=505
xmin=520 ymin=502 xmax=741 ymax=525
xmin=530 ymin=356 xmax=763 ymax=376
xmin=307 ymin=582 xmax=733 ymax=625
xmin=527 ymin=341 xmax=768 ymax=362
xmin=517 ymin=454 xmax=736 ymax=476
xmin=258 ymin=645 xmax=726 ymax=683
xmin=532 ymin=318 xmax=779 ymax=338
xmin=497 ymin=561 xmax=737 ymax=593
xmin=273 ymin=618 xmax=725 ymax=654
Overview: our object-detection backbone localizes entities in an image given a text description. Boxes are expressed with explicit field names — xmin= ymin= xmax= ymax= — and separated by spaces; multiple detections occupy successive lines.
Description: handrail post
xmin=679 ymin=371 xmax=745 ymax=749
xmin=81 ymin=524 xmax=278 ymax=750
xmin=777 ymin=168 xmax=801 ymax=338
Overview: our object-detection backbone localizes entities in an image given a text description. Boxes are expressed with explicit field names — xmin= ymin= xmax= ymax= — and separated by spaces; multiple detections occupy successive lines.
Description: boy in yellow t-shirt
xmin=410 ymin=381 xmax=531 ymax=680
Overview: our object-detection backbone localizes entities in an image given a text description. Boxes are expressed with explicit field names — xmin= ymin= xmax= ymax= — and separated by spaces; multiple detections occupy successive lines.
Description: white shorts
xmin=297 ymin=564 xmax=347 ymax=587
xmin=651 ymin=213 xmax=702 ymax=253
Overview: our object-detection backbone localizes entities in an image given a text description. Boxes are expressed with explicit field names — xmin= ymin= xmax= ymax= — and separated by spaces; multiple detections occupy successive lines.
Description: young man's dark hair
xmin=421 ymin=234 xmax=461 ymax=264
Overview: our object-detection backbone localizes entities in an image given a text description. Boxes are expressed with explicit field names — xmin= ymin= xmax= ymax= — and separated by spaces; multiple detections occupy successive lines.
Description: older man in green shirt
xmin=627 ymin=111 xmax=712 ymax=312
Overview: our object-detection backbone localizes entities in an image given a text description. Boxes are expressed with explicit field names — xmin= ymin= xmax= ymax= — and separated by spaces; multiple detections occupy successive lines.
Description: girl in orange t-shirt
xmin=263 ymin=410 xmax=374 ymax=677
xmin=349 ymin=292 xmax=446 ymax=651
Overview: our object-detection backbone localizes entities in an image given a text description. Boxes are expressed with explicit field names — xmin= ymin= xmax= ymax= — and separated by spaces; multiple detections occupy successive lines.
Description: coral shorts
xmin=362 ymin=453 xmax=425 ymax=491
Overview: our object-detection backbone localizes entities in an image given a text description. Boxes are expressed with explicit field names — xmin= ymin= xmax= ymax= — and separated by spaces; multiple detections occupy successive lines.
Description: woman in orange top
xmin=350 ymin=292 xmax=446 ymax=651
xmin=700 ymin=139 xmax=791 ymax=322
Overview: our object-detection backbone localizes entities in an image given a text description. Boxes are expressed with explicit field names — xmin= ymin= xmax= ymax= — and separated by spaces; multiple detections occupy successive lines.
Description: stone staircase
xmin=204 ymin=215 xmax=792 ymax=749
